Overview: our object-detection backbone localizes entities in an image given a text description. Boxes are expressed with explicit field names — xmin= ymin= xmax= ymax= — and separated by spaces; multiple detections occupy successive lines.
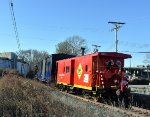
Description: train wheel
xmin=82 ymin=90 xmax=90 ymax=99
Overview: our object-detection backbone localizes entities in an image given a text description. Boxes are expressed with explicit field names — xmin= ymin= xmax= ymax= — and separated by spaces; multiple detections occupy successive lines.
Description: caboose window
xmin=85 ymin=65 xmax=88 ymax=72
xmin=66 ymin=66 xmax=70 ymax=73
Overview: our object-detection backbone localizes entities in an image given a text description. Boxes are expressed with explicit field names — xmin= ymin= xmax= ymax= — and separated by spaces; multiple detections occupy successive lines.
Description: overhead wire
xmin=8 ymin=0 xmax=21 ymax=53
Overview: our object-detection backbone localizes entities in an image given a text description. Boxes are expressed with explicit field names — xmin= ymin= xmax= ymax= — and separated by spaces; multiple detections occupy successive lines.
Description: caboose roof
xmin=95 ymin=52 xmax=132 ymax=59
xmin=56 ymin=52 xmax=131 ymax=63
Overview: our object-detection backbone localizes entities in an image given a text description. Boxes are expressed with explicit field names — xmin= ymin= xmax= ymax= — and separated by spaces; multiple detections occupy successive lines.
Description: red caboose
xmin=56 ymin=52 xmax=131 ymax=96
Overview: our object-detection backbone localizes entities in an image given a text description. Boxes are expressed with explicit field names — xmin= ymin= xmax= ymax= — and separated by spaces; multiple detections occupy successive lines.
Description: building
xmin=0 ymin=52 xmax=29 ymax=77
xmin=0 ymin=57 xmax=11 ymax=69
xmin=0 ymin=52 xmax=17 ymax=69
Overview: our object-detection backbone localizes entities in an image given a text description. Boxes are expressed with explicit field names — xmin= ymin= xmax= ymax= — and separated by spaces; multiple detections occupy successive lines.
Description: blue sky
xmin=0 ymin=0 xmax=150 ymax=67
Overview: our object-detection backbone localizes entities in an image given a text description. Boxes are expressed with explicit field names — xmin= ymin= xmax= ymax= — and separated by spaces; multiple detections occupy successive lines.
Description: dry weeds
xmin=0 ymin=70 xmax=55 ymax=117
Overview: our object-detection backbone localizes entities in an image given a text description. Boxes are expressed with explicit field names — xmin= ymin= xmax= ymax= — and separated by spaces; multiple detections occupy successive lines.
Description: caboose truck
xmin=56 ymin=52 xmax=131 ymax=106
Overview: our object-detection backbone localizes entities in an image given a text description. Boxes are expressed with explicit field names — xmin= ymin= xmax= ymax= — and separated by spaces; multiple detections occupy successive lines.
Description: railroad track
xmin=71 ymin=93 xmax=150 ymax=117
xmin=129 ymin=107 xmax=150 ymax=117
xmin=71 ymin=94 xmax=150 ymax=117
xmin=48 ymin=85 xmax=150 ymax=117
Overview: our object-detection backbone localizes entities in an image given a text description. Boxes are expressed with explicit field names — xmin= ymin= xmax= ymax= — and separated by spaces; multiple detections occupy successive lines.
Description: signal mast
xmin=92 ymin=45 xmax=101 ymax=53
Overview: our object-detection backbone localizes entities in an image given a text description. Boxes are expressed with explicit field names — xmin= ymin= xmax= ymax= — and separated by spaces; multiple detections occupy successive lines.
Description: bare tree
xmin=16 ymin=49 xmax=49 ymax=68
xmin=55 ymin=35 xmax=88 ymax=55
xmin=56 ymin=41 xmax=72 ymax=54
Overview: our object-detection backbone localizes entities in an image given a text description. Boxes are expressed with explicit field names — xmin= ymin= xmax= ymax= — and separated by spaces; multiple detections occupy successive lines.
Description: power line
xmin=105 ymin=42 xmax=116 ymax=51
xmin=8 ymin=0 xmax=21 ymax=53
xmin=119 ymin=51 xmax=150 ymax=53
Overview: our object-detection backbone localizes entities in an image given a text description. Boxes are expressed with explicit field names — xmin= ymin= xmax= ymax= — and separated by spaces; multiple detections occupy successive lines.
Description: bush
xmin=26 ymin=70 xmax=35 ymax=79
xmin=0 ymin=69 xmax=19 ymax=77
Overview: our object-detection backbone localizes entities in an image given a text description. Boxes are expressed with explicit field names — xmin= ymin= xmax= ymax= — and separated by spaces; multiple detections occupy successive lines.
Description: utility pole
xmin=92 ymin=45 xmax=101 ymax=53
xmin=108 ymin=21 xmax=125 ymax=52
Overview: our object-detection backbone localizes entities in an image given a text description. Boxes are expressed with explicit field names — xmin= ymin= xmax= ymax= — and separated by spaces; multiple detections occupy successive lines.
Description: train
xmin=36 ymin=52 xmax=131 ymax=107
